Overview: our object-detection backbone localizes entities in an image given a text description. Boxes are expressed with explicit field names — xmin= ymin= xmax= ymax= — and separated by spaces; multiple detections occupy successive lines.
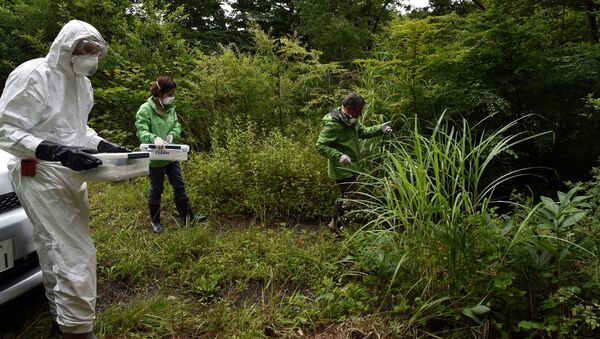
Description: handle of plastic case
xmin=147 ymin=144 xmax=181 ymax=150
xmin=127 ymin=152 xmax=150 ymax=159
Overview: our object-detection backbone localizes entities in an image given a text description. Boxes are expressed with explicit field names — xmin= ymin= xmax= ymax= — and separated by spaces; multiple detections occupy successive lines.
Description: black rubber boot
xmin=175 ymin=197 xmax=207 ymax=225
xmin=149 ymin=203 xmax=163 ymax=233
xmin=329 ymin=200 xmax=345 ymax=232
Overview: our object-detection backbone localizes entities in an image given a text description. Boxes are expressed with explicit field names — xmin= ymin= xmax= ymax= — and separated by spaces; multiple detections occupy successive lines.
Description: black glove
xmin=35 ymin=140 xmax=102 ymax=171
xmin=97 ymin=139 xmax=131 ymax=153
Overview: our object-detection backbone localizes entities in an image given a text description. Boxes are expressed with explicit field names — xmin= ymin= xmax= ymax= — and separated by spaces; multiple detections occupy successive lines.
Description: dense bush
xmin=184 ymin=119 xmax=335 ymax=221
xmin=178 ymin=28 xmax=351 ymax=150
xmin=0 ymin=1 xmax=351 ymax=152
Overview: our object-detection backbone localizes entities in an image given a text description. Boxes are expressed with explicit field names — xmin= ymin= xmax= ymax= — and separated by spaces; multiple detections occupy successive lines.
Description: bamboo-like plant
xmin=354 ymin=112 xmax=550 ymax=234
xmin=340 ymin=113 xmax=551 ymax=326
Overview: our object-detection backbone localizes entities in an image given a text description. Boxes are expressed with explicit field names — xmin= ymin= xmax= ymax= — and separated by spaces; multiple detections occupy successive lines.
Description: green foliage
xmin=366 ymin=6 xmax=600 ymax=181
xmin=357 ymin=113 xmax=548 ymax=234
xmin=578 ymin=158 xmax=600 ymax=223
xmin=335 ymin=114 xmax=600 ymax=337
xmin=182 ymin=29 xmax=348 ymax=149
xmin=185 ymin=119 xmax=334 ymax=220
xmin=163 ymin=0 xmax=234 ymax=49
xmin=294 ymin=0 xmax=400 ymax=62
xmin=3 ymin=1 xmax=600 ymax=338
xmin=0 ymin=1 xmax=346 ymax=150
xmin=91 ymin=1 xmax=199 ymax=147
xmin=358 ymin=17 xmax=439 ymax=122
xmin=514 ymin=286 xmax=600 ymax=337
xmin=96 ymin=295 xmax=203 ymax=337
xmin=12 ymin=120 xmax=600 ymax=339
xmin=227 ymin=0 xmax=296 ymax=44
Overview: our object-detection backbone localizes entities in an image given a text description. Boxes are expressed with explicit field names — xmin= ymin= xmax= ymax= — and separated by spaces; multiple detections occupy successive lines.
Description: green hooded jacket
xmin=135 ymin=96 xmax=182 ymax=167
xmin=315 ymin=108 xmax=383 ymax=180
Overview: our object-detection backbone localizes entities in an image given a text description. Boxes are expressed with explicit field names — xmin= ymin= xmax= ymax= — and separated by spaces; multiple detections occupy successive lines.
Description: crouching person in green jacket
xmin=315 ymin=93 xmax=392 ymax=232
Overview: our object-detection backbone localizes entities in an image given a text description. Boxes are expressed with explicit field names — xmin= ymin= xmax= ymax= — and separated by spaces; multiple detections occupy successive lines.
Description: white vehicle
xmin=0 ymin=149 xmax=42 ymax=305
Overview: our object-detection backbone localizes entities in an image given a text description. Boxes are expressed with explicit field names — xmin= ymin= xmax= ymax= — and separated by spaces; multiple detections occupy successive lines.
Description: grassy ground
xmin=5 ymin=179 xmax=394 ymax=338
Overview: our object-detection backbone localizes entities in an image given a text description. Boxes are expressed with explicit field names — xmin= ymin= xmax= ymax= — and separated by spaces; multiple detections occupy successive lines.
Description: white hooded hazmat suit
xmin=0 ymin=20 xmax=106 ymax=334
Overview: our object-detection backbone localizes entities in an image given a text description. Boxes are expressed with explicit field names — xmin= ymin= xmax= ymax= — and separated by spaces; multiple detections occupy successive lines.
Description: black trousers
xmin=332 ymin=176 xmax=356 ymax=224
xmin=147 ymin=161 xmax=188 ymax=205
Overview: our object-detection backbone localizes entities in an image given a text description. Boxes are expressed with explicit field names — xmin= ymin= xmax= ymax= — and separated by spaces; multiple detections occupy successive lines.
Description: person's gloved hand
xmin=382 ymin=122 xmax=393 ymax=134
xmin=339 ymin=154 xmax=352 ymax=166
xmin=35 ymin=140 xmax=102 ymax=171
xmin=154 ymin=136 xmax=166 ymax=149
xmin=97 ymin=139 xmax=131 ymax=153
xmin=165 ymin=134 xmax=173 ymax=144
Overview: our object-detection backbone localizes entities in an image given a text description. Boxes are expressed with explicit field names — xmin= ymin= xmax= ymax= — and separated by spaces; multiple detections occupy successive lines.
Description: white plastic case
xmin=139 ymin=144 xmax=190 ymax=161
xmin=77 ymin=152 xmax=150 ymax=182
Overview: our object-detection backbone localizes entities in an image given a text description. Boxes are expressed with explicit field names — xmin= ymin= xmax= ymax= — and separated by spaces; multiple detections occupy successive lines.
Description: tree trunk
xmin=371 ymin=0 xmax=392 ymax=33
xmin=365 ymin=0 xmax=392 ymax=51
xmin=585 ymin=0 xmax=599 ymax=43
xmin=471 ymin=0 xmax=486 ymax=11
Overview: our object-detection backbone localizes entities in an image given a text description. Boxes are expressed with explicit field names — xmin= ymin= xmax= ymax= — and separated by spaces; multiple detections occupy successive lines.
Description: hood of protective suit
xmin=46 ymin=20 xmax=106 ymax=74
xmin=0 ymin=19 xmax=104 ymax=159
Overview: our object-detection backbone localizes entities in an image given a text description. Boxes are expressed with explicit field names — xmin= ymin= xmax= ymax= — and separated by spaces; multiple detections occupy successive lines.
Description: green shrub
xmin=185 ymin=119 xmax=335 ymax=221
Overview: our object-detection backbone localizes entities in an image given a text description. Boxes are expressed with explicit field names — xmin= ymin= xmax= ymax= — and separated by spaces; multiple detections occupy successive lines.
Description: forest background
xmin=2 ymin=0 xmax=600 ymax=337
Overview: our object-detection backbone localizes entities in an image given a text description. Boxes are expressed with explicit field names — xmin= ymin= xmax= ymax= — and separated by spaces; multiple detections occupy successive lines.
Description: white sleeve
xmin=84 ymin=125 xmax=103 ymax=149
xmin=0 ymin=85 xmax=45 ymax=158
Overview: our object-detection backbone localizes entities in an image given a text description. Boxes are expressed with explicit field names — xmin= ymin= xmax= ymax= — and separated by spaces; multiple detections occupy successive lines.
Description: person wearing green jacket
xmin=316 ymin=93 xmax=392 ymax=232
xmin=135 ymin=75 xmax=206 ymax=233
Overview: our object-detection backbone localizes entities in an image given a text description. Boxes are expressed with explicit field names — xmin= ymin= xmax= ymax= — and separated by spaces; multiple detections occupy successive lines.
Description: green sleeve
xmin=316 ymin=122 xmax=343 ymax=161
xmin=358 ymin=122 xmax=383 ymax=139
xmin=135 ymin=105 xmax=157 ymax=144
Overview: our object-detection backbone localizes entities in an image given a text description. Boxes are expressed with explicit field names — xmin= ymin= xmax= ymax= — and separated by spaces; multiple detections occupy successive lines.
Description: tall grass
xmin=339 ymin=113 xmax=552 ymax=333
xmin=355 ymin=112 xmax=550 ymax=234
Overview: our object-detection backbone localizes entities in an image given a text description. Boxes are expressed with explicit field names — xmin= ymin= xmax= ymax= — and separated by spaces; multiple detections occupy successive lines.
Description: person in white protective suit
xmin=0 ymin=20 xmax=129 ymax=338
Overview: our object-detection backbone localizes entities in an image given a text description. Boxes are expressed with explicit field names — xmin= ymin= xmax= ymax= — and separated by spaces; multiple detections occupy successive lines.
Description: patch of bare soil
xmin=223 ymin=280 xmax=310 ymax=309
xmin=96 ymin=280 xmax=162 ymax=312
xmin=211 ymin=216 xmax=325 ymax=232
xmin=96 ymin=280 xmax=131 ymax=311
xmin=300 ymin=323 xmax=387 ymax=339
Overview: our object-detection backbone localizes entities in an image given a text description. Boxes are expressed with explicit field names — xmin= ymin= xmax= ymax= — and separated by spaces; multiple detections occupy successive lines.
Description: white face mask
xmin=161 ymin=96 xmax=175 ymax=106
xmin=340 ymin=108 xmax=357 ymax=126
xmin=71 ymin=55 xmax=98 ymax=76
